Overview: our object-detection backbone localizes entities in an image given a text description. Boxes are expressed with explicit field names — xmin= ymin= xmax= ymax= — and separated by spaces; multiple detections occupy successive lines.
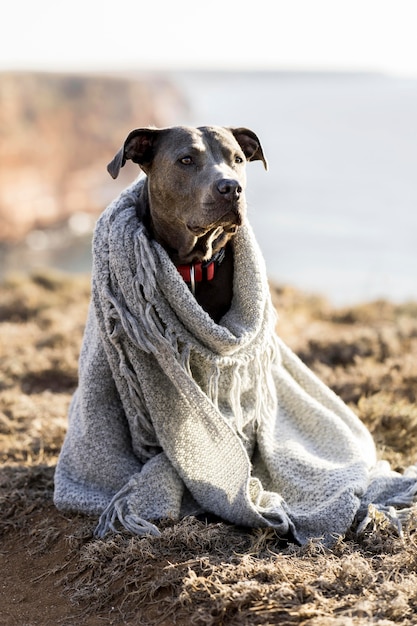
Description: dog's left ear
xmin=229 ymin=127 xmax=268 ymax=170
xmin=107 ymin=128 xmax=161 ymax=179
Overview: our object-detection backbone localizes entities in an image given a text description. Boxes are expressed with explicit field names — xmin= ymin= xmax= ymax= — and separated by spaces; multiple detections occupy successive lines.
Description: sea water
xmin=174 ymin=71 xmax=417 ymax=305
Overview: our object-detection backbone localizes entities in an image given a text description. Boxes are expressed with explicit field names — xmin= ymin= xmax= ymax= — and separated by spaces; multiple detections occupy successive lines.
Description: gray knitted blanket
xmin=54 ymin=178 xmax=417 ymax=545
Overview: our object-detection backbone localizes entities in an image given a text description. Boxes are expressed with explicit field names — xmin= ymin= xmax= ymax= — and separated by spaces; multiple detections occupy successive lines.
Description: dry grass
xmin=1 ymin=271 xmax=417 ymax=625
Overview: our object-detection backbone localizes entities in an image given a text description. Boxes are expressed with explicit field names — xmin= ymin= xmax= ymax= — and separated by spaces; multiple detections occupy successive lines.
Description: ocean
xmin=173 ymin=71 xmax=417 ymax=305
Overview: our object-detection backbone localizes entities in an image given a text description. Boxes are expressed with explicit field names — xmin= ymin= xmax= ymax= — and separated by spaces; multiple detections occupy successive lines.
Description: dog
xmin=107 ymin=125 xmax=267 ymax=322
xmin=57 ymin=124 xmax=400 ymax=543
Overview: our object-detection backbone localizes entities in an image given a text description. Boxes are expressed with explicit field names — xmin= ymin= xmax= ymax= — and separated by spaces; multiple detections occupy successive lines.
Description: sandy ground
xmin=1 ymin=271 xmax=417 ymax=625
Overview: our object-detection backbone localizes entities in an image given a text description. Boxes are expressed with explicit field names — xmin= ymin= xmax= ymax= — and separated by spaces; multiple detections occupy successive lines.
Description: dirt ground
xmin=1 ymin=270 xmax=417 ymax=625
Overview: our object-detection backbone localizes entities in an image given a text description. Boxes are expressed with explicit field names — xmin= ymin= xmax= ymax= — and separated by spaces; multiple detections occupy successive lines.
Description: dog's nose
xmin=216 ymin=179 xmax=242 ymax=199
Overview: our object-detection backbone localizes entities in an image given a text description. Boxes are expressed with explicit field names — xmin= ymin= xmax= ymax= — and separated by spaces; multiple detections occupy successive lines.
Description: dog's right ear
xmin=107 ymin=128 xmax=160 ymax=179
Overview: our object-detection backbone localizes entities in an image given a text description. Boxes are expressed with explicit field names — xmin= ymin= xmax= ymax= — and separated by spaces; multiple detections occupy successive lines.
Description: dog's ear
xmin=107 ymin=128 xmax=160 ymax=179
xmin=229 ymin=127 xmax=268 ymax=170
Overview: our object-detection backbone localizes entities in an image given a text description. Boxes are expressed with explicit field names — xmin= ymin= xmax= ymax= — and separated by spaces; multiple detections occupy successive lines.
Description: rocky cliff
xmin=0 ymin=72 xmax=189 ymax=242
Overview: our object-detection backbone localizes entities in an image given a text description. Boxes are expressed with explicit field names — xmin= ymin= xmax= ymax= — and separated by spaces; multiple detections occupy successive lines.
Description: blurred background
xmin=1 ymin=0 xmax=416 ymax=305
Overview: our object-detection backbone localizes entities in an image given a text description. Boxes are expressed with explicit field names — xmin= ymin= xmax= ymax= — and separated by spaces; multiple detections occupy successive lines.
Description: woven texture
xmin=54 ymin=178 xmax=417 ymax=545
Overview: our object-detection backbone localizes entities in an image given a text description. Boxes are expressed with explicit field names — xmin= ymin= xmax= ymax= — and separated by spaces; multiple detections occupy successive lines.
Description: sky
xmin=2 ymin=0 xmax=417 ymax=75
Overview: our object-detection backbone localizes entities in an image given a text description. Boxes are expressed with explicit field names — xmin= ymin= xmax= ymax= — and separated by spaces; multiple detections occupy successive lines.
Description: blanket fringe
xmin=113 ymin=335 xmax=161 ymax=460
xmin=133 ymin=225 xmax=157 ymax=300
xmin=95 ymin=484 xmax=161 ymax=538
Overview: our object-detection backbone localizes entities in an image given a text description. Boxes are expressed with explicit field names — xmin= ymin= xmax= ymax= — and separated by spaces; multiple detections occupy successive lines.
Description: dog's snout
xmin=216 ymin=178 xmax=242 ymax=199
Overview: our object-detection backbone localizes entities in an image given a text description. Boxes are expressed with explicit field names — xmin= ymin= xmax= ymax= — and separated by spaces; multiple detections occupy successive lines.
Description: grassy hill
xmin=1 ymin=272 xmax=417 ymax=624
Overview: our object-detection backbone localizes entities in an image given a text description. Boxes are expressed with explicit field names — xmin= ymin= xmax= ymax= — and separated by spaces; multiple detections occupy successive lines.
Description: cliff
xmin=0 ymin=71 xmax=189 ymax=242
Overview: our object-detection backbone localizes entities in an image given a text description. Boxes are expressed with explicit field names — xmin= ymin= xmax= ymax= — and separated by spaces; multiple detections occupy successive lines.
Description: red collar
xmin=176 ymin=248 xmax=225 ymax=293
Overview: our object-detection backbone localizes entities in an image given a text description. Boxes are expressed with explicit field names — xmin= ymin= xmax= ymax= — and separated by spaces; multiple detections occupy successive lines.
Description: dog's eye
xmin=235 ymin=155 xmax=244 ymax=164
xmin=179 ymin=156 xmax=193 ymax=165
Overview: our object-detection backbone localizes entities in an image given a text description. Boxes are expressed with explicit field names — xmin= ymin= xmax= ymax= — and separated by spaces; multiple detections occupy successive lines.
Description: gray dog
xmin=107 ymin=125 xmax=267 ymax=322
xmin=54 ymin=124 xmax=415 ymax=545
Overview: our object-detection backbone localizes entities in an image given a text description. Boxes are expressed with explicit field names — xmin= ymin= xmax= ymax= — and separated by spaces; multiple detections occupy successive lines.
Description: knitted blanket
xmin=54 ymin=178 xmax=417 ymax=545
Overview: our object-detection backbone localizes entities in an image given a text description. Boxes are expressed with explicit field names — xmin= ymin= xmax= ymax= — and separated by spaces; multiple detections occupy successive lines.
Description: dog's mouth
xmin=172 ymin=207 xmax=244 ymax=264
xmin=187 ymin=206 xmax=243 ymax=237
xmin=176 ymin=222 xmax=238 ymax=264
xmin=187 ymin=223 xmax=239 ymax=237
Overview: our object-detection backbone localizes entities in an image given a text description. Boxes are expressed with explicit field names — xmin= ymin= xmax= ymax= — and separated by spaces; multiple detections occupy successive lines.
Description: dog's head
xmin=107 ymin=125 xmax=267 ymax=263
